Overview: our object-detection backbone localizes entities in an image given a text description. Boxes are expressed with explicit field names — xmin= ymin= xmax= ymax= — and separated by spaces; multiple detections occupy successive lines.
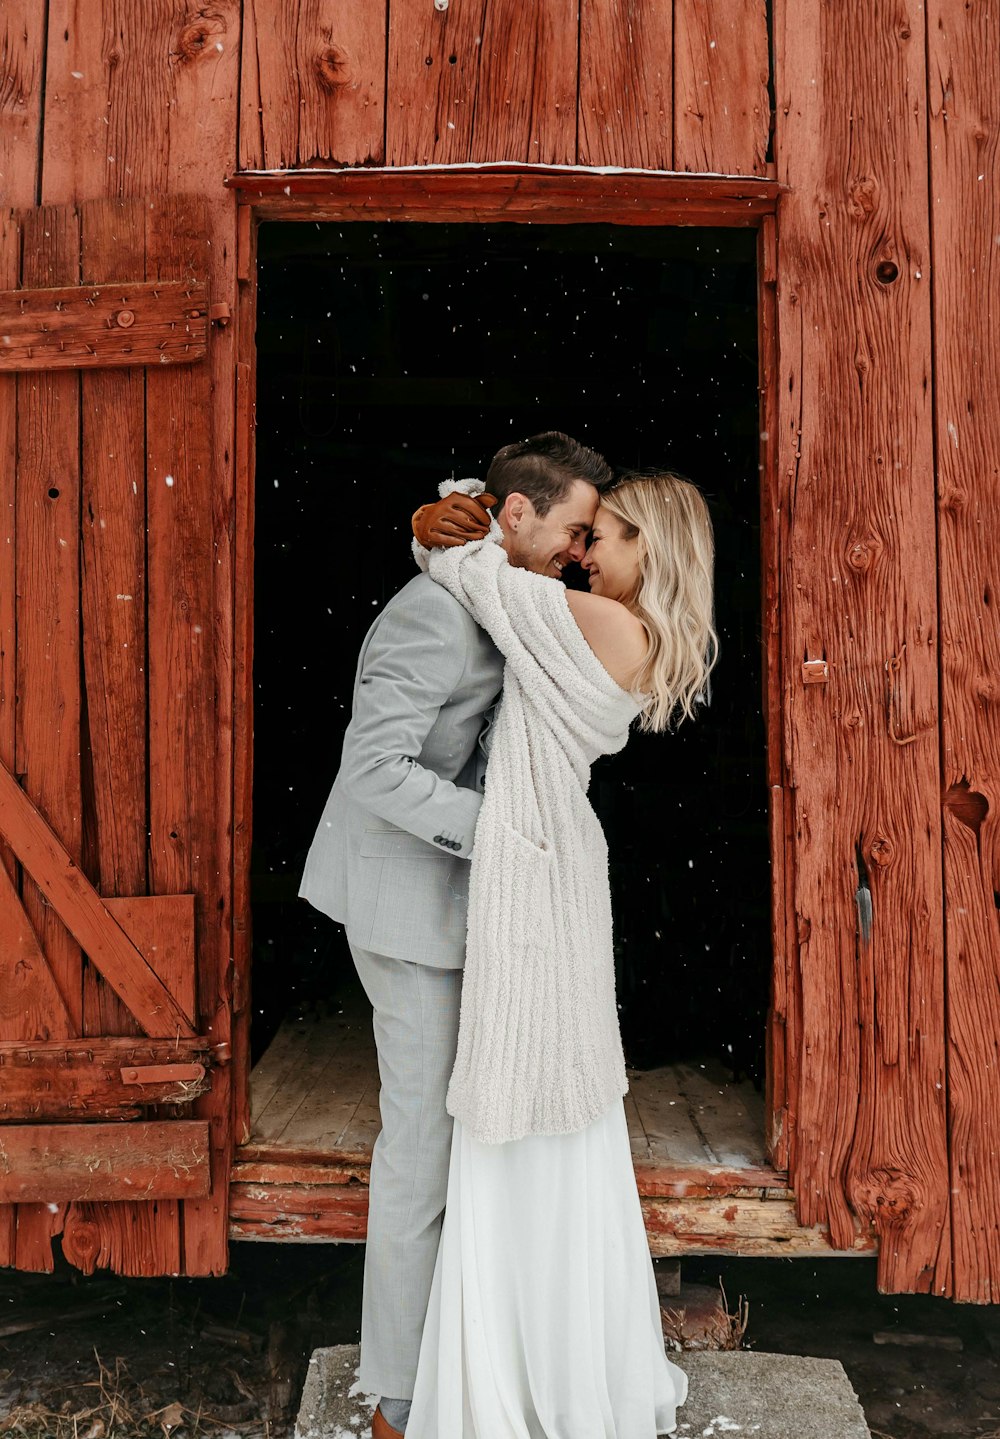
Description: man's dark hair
xmin=485 ymin=431 xmax=612 ymax=516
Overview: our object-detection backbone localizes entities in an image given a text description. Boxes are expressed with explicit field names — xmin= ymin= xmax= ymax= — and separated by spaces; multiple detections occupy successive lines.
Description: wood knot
xmin=176 ymin=20 xmax=213 ymax=61
xmin=314 ymin=44 xmax=349 ymax=91
xmin=869 ymin=837 xmax=894 ymax=868
xmin=943 ymin=779 xmax=989 ymax=835
xmin=62 ymin=1216 xmax=102 ymax=1273
xmin=846 ymin=535 xmax=880 ymax=571
xmin=875 ymin=258 xmax=900 ymax=284
xmin=848 ymin=177 xmax=878 ymax=218
xmin=853 ymin=1169 xmax=917 ymax=1224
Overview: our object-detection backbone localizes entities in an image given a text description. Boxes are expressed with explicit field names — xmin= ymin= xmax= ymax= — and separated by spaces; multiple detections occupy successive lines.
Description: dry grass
xmin=0 ymin=1351 xmax=267 ymax=1439
xmin=660 ymin=1278 xmax=750 ymax=1352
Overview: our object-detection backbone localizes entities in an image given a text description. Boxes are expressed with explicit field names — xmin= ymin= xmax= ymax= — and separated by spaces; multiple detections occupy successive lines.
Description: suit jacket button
xmin=433 ymin=835 xmax=445 ymax=845
xmin=453 ymin=840 xmax=462 ymax=850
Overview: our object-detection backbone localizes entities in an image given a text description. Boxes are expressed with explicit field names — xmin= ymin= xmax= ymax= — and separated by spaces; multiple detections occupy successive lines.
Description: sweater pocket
xmin=484 ymin=818 xmax=554 ymax=955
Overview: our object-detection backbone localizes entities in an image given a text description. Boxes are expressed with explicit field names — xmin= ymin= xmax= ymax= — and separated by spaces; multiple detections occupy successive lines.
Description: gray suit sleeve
xmin=338 ymin=587 xmax=483 ymax=856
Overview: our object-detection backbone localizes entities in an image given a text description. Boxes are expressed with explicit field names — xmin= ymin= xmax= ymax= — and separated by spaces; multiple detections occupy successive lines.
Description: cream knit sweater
xmin=415 ymin=481 xmax=643 ymax=1144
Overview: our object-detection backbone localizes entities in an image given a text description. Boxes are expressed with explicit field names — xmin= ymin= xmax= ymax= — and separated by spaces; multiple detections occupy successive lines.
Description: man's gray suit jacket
xmin=299 ymin=571 xmax=504 ymax=969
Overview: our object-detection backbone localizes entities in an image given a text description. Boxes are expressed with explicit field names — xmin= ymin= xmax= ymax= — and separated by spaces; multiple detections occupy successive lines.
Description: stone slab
xmin=295 ymin=1345 xmax=871 ymax=1438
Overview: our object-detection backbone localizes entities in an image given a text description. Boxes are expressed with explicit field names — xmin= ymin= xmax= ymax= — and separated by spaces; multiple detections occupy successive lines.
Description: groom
xmin=299 ymin=432 xmax=609 ymax=1438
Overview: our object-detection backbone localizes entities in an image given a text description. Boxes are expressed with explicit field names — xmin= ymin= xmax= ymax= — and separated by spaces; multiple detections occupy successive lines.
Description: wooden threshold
xmin=226 ymin=165 xmax=783 ymax=227
xmin=231 ymin=997 xmax=876 ymax=1256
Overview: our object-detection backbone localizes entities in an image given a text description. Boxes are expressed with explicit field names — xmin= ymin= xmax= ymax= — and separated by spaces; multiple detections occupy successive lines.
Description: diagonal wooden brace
xmin=0 ymin=762 xmax=196 ymax=1039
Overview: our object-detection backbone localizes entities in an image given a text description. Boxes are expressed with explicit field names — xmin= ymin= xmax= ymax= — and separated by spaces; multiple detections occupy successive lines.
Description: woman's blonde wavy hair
xmin=600 ymin=470 xmax=719 ymax=734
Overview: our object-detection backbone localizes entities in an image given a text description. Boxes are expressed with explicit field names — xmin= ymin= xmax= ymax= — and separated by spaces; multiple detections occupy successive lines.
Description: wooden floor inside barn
xmin=230 ymin=986 xmax=876 ymax=1257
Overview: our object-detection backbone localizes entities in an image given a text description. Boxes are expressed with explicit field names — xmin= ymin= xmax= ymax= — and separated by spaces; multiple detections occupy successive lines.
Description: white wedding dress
xmin=406 ymin=1096 xmax=688 ymax=1438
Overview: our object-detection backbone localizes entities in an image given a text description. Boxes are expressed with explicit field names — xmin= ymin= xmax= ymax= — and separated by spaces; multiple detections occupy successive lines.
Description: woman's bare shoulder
xmin=564 ymin=589 xmax=648 ymax=685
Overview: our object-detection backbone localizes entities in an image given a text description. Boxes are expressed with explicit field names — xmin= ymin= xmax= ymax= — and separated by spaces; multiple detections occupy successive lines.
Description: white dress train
xmin=406 ymin=1097 xmax=688 ymax=1438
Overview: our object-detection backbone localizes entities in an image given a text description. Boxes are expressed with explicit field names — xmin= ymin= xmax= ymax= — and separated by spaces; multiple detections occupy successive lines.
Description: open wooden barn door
xmin=0 ymin=195 xmax=234 ymax=1276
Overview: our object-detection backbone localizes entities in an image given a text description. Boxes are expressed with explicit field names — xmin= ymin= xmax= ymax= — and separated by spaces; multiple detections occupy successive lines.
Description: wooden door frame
xmin=227 ymin=166 xmax=790 ymax=1166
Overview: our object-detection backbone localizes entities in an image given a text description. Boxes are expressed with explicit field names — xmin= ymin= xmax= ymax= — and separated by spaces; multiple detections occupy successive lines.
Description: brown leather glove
xmin=412 ymin=491 xmax=496 ymax=548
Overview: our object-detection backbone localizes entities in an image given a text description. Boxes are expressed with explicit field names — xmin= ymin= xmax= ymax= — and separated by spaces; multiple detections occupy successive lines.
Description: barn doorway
xmin=245 ymin=218 xmax=771 ymax=1184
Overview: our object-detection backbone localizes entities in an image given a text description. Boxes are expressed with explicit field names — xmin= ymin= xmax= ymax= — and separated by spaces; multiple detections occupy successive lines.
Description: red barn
xmin=0 ymin=0 xmax=996 ymax=1303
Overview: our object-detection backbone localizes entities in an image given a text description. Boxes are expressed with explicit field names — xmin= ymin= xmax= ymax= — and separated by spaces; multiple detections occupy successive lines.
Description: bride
xmin=402 ymin=468 xmax=718 ymax=1438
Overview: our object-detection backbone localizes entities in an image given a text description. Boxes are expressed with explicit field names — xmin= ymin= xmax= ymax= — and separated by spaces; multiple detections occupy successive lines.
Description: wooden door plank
xmin=144 ymin=194 xmax=235 ymax=1276
xmin=240 ymin=0 xmax=386 ymax=169
xmin=927 ymin=0 xmax=1000 ymax=1305
xmin=80 ymin=197 xmax=149 ymax=1038
xmin=0 ymin=0 xmax=44 ymax=889
xmin=0 ymin=761 xmax=196 ymax=1037
xmin=387 ymin=0 xmax=579 ymax=166
xmin=578 ymin=0 xmax=672 ymax=169
xmin=60 ymin=1198 xmax=181 ymax=1277
xmin=0 ymin=1122 xmax=210 ymax=1202
xmin=15 ymin=205 xmax=83 ymax=1036
xmin=673 ymin=0 xmax=770 ymax=175
xmin=0 ymin=861 xmax=76 ymax=1041
xmin=773 ymin=1 xmax=950 ymax=1295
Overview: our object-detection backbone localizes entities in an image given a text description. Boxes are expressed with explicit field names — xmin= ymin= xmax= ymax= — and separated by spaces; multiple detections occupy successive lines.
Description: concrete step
xmin=295 ymin=1344 xmax=871 ymax=1438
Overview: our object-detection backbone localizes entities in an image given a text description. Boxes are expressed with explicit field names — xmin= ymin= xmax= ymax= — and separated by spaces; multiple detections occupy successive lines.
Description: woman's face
xmin=581 ymin=505 xmax=641 ymax=601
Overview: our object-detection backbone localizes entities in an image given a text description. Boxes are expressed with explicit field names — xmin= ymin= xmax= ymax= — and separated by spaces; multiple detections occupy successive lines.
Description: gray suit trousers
xmin=351 ymin=942 xmax=462 ymax=1398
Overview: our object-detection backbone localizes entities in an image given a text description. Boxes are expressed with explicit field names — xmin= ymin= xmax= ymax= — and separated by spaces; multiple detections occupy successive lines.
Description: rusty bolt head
xmin=116 ymin=310 xmax=136 ymax=328
xmin=122 ymin=1067 xmax=138 ymax=1083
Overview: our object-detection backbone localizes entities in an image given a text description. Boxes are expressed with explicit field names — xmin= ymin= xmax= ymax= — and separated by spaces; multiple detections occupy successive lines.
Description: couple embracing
xmin=299 ymin=432 xmax=717 ymax=1438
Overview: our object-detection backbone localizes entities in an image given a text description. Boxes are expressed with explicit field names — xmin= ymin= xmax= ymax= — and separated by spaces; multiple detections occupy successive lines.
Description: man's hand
xmin=412 ymin=492 xmax=496 ymax=548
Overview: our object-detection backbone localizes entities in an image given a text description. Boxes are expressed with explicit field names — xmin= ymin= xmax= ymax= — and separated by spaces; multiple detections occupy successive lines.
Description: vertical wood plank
xmin=0 ymin=0 xmax=46 ymax=1266
xmin=145 ymin=194 xmax=232 ymax=1275
xmin=233 ymin=205 xmax=258 ymax=1147
xmin=61 ymin=1199 xmax=181 ymax=1278
xmin=387 ymin=0 xmax=579 ymax=166
xmin=757 ymin=213 xmax=795 ymax=1172
xmin=927 ymin=0 xmax=1000 ymax=1305
xmin=240 ymin=0 xmax=386 ymax=169
xmin=13 ymin=202 xmax=82 ymax=1275
xmin=41 ymin=1 xmax=241 ymax=203
xmin=772 ymin=2 xmax=950 ymax=1294
xmin=15 ymin=205 xmax=83 ymax=1034
xmin=578 ymin=0 xmax=672 ymax=168
xmin=674 ymin=0 xmax=770 ymax=175
xmin=0 ymin=1 xmax=45 ymax=207
xmin=80 ymin=197 xmax=148 ymax=1037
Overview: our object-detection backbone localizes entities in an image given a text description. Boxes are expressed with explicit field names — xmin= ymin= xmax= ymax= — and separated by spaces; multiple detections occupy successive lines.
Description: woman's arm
xmin=563 ymin=590 xmax=648 ymax=691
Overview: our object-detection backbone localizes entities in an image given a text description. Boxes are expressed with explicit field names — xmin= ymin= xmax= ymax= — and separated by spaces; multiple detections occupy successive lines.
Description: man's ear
xmin=502 ymin=492 xmax=531 ymax=530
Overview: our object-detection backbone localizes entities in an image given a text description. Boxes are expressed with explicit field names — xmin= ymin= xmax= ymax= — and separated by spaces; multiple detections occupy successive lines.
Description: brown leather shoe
xmin=372 ymin=1404 xmax=405 ymax=1439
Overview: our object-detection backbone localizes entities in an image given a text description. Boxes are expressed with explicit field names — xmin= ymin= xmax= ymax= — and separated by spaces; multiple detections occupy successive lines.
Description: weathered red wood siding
xmin=772 ymin=2 xmax=950 ymax=1295
xmin=240 ymin=0 xmax=771 ymax=174
xmin=927 ymin=0 xmax=1000 ymax=1306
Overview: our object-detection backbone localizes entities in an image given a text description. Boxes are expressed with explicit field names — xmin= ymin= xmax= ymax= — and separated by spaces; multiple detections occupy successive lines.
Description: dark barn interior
xmin=249 ymin=219 xmax=770 ymax=1099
